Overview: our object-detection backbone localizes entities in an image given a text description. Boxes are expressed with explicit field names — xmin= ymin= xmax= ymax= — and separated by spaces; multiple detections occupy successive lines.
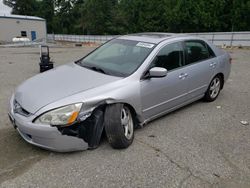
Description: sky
xmin=0 ymin=0 xmax=12 ymax=14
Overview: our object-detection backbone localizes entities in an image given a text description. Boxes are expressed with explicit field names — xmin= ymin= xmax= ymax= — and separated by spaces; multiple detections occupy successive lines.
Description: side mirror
xmin=148 ymin=67 xmax=167 ymax=78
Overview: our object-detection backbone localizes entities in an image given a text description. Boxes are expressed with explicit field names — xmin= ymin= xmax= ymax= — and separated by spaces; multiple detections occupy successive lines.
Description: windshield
xmin=78 ymin=39 xmax=155 ymax=77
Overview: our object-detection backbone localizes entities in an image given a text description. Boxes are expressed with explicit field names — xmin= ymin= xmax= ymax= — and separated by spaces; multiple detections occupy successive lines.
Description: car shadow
xmin=0 ymin=99 xmax=207 ymax=184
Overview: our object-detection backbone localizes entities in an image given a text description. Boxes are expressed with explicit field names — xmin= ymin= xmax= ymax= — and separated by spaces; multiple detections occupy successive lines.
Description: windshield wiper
xmin=90 ymin=66 xmax=106 ymax=74
xmin=82 ymin=64 xmax=108 ymax=75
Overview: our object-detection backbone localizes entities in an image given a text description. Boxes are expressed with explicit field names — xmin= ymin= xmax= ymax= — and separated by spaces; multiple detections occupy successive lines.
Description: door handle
xmin=209 ymin=62 xmax=217 ymax=68
xmin=179 ymin=73 xmax=188 ymax=79
xmin=179 ymin=74 xmax=184 ymax=79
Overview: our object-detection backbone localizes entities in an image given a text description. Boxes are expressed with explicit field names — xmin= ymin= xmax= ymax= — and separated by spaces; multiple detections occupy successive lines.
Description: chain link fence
xmin=47 ymin=32 xmax=250 ymax=47
xmin=47 ymin=34 xmax=119 ymax=44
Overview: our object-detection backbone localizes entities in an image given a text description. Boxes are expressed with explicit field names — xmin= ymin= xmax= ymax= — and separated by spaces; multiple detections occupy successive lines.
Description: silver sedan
xmin=8 ymin=33 xmax=231 ymax=152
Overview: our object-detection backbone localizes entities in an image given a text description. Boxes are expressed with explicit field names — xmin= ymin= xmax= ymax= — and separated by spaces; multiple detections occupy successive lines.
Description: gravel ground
xmin=0 ymin=46 xmax=249 ymax=188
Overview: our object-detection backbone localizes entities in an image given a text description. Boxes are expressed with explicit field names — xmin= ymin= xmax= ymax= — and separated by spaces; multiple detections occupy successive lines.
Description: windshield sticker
xmin=136 ymin=42 xmax=154 ymax=49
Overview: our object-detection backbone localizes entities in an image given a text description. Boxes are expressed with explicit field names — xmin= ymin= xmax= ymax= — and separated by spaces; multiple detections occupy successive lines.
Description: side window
xmin=21 ymin=31 xmax=27 ymax=37
xmin=207 ymin=44 xmax=216 ymax=58
xmin=151 ymin=42 xmax=184 ymax=71
xmin=185 ymin=41 xmax=210 ymax=65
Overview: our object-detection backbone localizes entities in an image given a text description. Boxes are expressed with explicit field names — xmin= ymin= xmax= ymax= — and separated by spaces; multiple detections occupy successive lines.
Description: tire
xmin=204 ymin=75 xmax=222 ymax=102
xmin=104 ymin=104 xmax=134 ymax=149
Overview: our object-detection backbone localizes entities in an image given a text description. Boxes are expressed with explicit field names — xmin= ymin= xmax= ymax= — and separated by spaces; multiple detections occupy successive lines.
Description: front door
xmin=141 ymin=42 xmax=189 ymax=119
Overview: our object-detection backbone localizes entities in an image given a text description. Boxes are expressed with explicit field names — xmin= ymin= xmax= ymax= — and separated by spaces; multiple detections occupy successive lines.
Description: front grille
xmin=13 ymin=100 xmax=31 ymax=117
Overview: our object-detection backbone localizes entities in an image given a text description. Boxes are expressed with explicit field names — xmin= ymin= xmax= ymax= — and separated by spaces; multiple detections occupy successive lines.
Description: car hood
xmin=14 ymin=63 xmax=121 ymax=114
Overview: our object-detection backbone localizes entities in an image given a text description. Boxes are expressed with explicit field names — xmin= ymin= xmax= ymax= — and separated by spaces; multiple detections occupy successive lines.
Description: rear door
xmin=183 ymin=40 xmax=217 ymax=99
xmin=140 ymin=42 xmax=189 ymax=119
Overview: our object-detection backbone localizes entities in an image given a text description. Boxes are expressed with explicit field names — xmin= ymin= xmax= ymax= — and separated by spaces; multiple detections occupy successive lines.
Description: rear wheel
xmin=104 ymin=104 xmax=134 ymax=149
xmin=204 ymin=75 xmax=222 ymax=102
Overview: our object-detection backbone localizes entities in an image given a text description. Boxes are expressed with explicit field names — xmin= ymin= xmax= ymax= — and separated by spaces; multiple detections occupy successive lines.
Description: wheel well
xmin=102 ymin=103 xmax=140 ymax=128
xmin=216 ymin=73 xmax=224 ymax=89
xmin=98 ymin=103 xmax=140 ymax=137
xmin=123 ymin=103 xmax=140 ymax=128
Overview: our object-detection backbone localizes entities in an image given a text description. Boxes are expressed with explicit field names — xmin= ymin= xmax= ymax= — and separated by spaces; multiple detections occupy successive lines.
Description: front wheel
xmin=104 ymin=104 xmax=134 ymax=149
xmin=204 ymin=75 xmax=222 ymax=102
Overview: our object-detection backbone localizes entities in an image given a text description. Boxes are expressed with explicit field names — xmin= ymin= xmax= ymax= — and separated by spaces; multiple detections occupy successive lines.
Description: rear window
xmin=184 ymin=40 xmax=212 ymax=65
xmin=207 ymin=44 xmax=216 ymax=58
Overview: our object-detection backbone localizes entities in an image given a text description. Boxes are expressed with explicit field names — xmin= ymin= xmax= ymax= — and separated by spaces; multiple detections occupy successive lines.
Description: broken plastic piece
xmin=240 ymin=121 xmax=249 ymax=126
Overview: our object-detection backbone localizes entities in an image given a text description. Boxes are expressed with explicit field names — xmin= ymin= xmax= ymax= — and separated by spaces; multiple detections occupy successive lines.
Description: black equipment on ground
xmin=39 ymin=45 xmax=54 ymax=72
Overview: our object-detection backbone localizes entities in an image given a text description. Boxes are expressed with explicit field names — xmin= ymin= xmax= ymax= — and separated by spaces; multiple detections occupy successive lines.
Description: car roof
xmin=118 ymin=32 xmax=223 ymax=57
xmin=118 ymin=32 xmax=197 ymax=44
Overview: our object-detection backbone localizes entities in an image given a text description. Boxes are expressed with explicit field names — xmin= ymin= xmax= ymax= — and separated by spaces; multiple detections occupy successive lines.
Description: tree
xmin=36 ymin=0 xmax=55 ymax=33
xmin=231 ymin=0 xmax=250 ymax=31
xmin=3 ymin=0 xmax=250 ymax=34
xmin=71 ymin=0 xmax=86 ymax=34
xmin=83 ymin=0 xmax=118 ymax=34
xmin=3 ymin=0 xmax=39 ymax=15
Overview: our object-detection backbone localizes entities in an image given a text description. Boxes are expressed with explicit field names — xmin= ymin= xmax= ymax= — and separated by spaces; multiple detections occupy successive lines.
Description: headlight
xmin=35 ymin=103 xmax=82 ymax=126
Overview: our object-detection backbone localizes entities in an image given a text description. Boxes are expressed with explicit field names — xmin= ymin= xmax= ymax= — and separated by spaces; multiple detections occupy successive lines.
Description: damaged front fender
xmin=58 ymin=107 xmax=105 ymax=149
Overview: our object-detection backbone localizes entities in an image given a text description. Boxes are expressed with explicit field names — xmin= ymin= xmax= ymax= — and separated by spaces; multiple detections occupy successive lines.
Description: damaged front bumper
xmin=8 ymin=103 xmax=89 ymax=152
xmin=8 ymin=112 xmax=88 ymax=152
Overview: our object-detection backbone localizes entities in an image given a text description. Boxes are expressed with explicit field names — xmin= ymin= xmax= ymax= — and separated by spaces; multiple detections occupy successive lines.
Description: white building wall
xmin=0 ymin=17 xmax=46 ymax=42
